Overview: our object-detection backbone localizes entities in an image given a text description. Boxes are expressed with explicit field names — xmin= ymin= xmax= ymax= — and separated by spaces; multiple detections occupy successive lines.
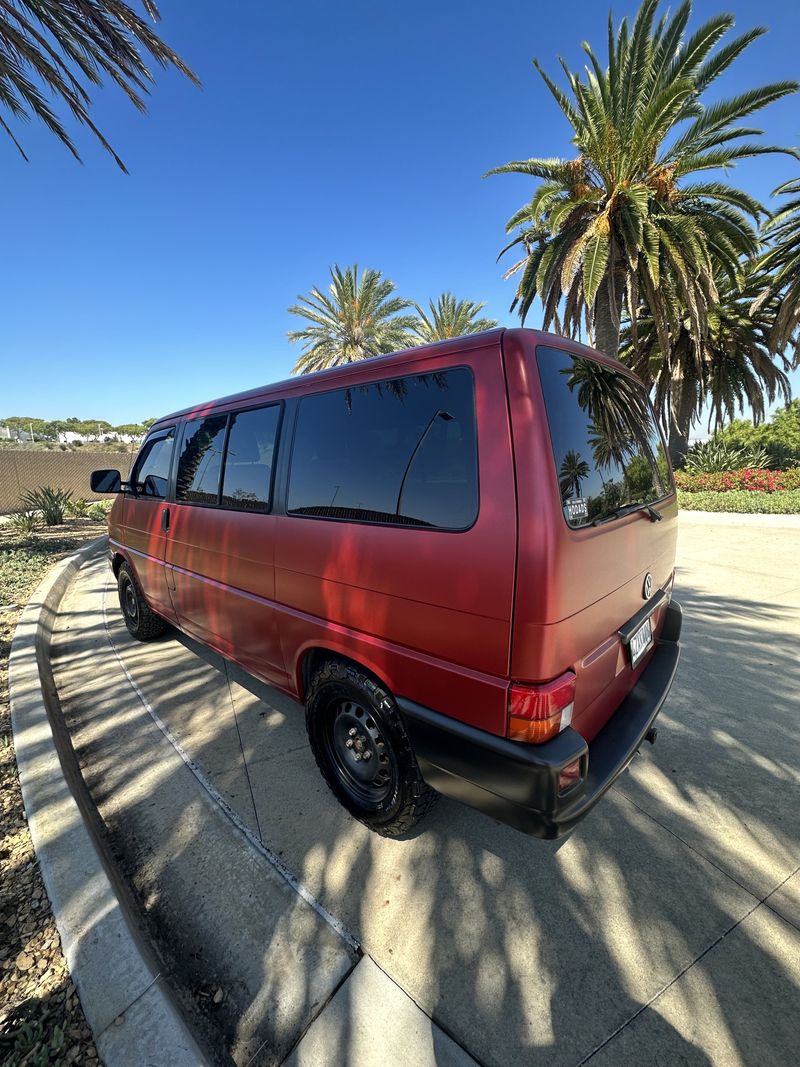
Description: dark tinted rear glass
xmin=221 ymin=405 xmax=280 ymax=511
xmin=536 ymin=347 xmax=671 ymax=528
xmin=288 ymin=369 xmax=478 ymax=529
xmin=176 ymin=414 xmax=228 ymax=505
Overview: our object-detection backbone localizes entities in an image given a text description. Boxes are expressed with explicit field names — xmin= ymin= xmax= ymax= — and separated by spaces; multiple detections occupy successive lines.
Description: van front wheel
xmin=305 ymin=661 xmax=437 ymax=837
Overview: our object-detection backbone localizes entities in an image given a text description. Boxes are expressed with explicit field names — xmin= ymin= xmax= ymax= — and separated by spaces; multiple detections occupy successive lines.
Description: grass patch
xmin=678 ymin=489 xmax=800 ymax=514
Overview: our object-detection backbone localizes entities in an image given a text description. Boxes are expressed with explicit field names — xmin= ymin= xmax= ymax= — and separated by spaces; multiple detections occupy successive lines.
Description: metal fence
xmin=0 ymin=451 xmax=134 ymax=514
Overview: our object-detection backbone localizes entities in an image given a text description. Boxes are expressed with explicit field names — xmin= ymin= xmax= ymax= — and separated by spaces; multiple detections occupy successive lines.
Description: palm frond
xmin=0 ymin=0 xmax=198 ymax=169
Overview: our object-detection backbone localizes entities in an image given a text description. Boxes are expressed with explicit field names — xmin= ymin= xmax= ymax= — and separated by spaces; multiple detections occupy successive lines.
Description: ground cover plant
xmin=678 ymin=489 xmax=800 ymax=513
xmin=0 ymin=519 xmax=106 ymax=1063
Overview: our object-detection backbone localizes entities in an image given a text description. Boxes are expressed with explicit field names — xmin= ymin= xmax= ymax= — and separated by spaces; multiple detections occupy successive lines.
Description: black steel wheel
xmin=306 ymin=659 xmax=438 ymax=836
xmin=117 ymin=562 xmax=168 ymax=641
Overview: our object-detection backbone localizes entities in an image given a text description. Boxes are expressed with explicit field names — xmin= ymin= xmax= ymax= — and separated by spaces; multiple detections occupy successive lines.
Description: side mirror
xmin=91 ymin=468 xmax=122 ymax=494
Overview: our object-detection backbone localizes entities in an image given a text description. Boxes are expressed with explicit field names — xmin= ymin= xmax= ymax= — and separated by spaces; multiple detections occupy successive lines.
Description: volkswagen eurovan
xmin=92 ymin=328 xmax=681 ymax=838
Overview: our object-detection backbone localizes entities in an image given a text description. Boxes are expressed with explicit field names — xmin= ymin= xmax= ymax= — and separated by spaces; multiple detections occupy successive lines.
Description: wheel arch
xmin=297 ymin=644 xmax=392 ymax=703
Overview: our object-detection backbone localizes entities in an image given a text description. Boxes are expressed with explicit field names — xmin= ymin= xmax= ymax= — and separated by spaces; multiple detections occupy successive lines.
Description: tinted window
xmin=221 ymin=405 xmax=280 ymax=510
xmin=536 ymin=347 xmax=672 ymax=528
xmin=288 ymin=369 xmax=478 ymax=529
xmin=176 ymin=414 xmax=228 ymax=504
xmin=132 ymin=429 xmax=175 ymax=499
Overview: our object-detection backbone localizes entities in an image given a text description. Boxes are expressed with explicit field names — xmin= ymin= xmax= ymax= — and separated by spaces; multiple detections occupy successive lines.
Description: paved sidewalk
xmin=51 ymin=518 xmax=800 ymax=1066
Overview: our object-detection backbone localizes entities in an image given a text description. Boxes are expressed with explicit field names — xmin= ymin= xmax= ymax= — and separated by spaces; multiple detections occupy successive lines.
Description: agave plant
xmin=0 ymin=2 xmax=198 ymax=171
xmin=20 ymin=485 xmax=72 ymax=525
xmin=411 ymin=294 xmax=498 ymax=343
xmin=682 ymin=439 xmax=771 ymax=473
xmin=486 ymin=0 xmax=797 ymax=357
xmin=288 ymin=264 xmax=418 ymax=374
xmin=7 ymin=510 xmax=40 ymax=537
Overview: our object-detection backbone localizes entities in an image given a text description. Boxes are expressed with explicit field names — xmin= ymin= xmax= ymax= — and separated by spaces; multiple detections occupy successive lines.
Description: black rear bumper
xmin=398 ymin=600 xmax=682 ymax=839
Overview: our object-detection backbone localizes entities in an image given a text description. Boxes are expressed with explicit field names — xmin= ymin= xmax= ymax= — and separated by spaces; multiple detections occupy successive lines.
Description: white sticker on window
xmin=564 ymin=498 xmax=588 ymax=522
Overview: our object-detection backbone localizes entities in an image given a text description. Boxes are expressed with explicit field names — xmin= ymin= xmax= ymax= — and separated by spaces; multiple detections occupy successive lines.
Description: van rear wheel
xmin=117 ymin=562 xmax=168 ymax=641
xmin=305 ymin=660 xmax=437 ymax=837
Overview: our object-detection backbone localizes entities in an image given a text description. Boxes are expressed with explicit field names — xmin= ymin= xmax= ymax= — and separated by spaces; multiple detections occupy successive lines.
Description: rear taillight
xmin=507 ymin=670 xmax=576 ymax=744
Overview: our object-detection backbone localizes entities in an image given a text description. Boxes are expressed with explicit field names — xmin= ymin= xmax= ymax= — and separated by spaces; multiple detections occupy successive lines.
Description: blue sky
xmin=1 ymin=0 xmax=799 ymax=426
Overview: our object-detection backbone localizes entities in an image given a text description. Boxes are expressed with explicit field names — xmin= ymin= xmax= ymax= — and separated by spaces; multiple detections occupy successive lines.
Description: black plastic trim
xmin=398 ymin=600 xmax=682 ymax=839
xmin=618 ymin=589 xmax=668 ymax=644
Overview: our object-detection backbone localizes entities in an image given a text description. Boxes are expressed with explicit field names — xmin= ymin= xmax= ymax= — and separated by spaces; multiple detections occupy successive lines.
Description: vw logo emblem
xmin=643 ymin=573 xmax=653 ymax=599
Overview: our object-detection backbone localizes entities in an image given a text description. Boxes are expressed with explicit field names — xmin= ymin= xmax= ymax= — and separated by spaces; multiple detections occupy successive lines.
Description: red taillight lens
xmin=557 ymin=758 xmax=582 ymax=795
xmin=508 ymin=670 xmax=576 ymax=744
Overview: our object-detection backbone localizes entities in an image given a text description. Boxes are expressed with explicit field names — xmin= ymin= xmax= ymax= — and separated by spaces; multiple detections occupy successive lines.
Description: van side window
xmin=131 ymin=428 xmax=175 ymax=499
xmin=287 ymin=369 xmax=478 ymax=529
xmin=221 ymin=405 xmax=280 ymax=511
xmin=176 ymin=414 xmax=228 ymax=505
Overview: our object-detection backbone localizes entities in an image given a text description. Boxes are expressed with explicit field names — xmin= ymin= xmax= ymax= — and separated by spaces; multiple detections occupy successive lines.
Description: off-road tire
xmin=117 ymin=562 xmax=168 ymax=641
xmin=305 ymin=659 xmax=438 ymax=837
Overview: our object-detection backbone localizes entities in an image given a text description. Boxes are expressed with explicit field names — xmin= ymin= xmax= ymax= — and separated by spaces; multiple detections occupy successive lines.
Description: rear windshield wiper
xmin=592 ymin=502 xmax=662 ymax=527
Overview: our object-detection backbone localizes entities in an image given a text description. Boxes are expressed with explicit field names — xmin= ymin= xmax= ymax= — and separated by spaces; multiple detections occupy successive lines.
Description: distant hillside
xmin=1 ymin=416 xmax=155 ymax=439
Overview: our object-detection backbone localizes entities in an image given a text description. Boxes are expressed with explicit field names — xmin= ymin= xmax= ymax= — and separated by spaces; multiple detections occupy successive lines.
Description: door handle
xmin=161 ymin=506 xmax=170 ymax=532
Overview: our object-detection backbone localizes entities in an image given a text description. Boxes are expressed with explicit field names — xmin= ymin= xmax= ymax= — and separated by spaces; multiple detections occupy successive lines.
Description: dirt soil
xmin=0 ymin=521 xmax=105 ymax=1066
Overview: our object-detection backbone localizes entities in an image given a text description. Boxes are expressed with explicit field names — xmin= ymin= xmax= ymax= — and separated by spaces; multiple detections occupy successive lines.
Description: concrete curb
xmin=9 ymin=538 xmax=208 ymax=1066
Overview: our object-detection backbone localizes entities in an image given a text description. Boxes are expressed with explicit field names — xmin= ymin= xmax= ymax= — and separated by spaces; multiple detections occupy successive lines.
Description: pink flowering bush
xmin=675 ymin=468 xmax=800 ymax=494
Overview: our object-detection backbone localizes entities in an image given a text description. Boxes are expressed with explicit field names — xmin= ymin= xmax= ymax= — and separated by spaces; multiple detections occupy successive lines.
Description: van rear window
xmin=536 ymin=348 xmax=672 ymax=528
xmin=287 ymin=368 xmax=478 ymax=529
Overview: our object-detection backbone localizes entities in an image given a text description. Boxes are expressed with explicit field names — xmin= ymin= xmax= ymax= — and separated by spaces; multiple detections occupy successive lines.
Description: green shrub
xmin=678 ymin=489 xmax=800 ymax=514
xmin=65 ymin=497 xmax=90 ymax=517
xmin=6 ymin=510 xmax=40 ymax=537
xmin=86 ymin=500 xmax=113 ymax=521
xmin=683 ymin=440 xmax=770 ymax=473
xmin=713 ymin=401 xmax=800 ymax=468
xmin=19 ymin=485 xmax=72 ymax=525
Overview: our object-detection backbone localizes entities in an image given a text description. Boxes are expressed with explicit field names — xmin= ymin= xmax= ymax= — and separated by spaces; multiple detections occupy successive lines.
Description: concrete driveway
xmin=51 ymin=516 xmax=800 ymax=1066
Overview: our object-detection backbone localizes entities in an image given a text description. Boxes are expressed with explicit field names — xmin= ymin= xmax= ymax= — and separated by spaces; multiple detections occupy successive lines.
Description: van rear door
xmin=505 ymin=333 xmax=678 ymax=743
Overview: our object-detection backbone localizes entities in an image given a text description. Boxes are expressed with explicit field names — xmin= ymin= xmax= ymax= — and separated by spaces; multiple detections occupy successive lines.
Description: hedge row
xmin=674 ymin=468 xmax=800 ymax=493
xmin=677 ymin=490 xmax=800 ymax=514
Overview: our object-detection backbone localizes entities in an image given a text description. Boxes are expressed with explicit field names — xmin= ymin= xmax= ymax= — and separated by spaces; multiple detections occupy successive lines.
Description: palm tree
xmin=622 ymin=265 xmax=793 ymax=463
xmin=485 ymin=0 xmax=797 ymax=358
xmin=558 ymin=450 xmax=590 ymax=499
xmin=0 ymin=2 xmax=197 ymax=171
xmin=411 ymin=293 xmax=497 ymax=343
xmin=288 ymin=264 xmax=418 ymax=374
xmin=753 ymin=177 xmax=800 ymax=359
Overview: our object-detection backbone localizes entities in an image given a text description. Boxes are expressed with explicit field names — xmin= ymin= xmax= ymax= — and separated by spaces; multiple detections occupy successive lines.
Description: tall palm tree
xmin=622 ymin=265 xmax=793 ymax=462
xmin=559 ymin=450 xmax=590 ymax=499
xmin=485 ymin=0 xmax=797 ymax=358
xmin=0 ymin=2 xmax=197 ymax=171
xmin=288 ymin=264 xmax=418 ymax=374
xmin=753 ymin=177 xmax=800 ymax=359
xmin=411 ymin=293 xmax=497 ymax=343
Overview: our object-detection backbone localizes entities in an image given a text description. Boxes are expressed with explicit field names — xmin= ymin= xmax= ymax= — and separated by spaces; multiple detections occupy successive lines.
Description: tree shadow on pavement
xmin=48 ymin=557 xmax=800 ymax=1067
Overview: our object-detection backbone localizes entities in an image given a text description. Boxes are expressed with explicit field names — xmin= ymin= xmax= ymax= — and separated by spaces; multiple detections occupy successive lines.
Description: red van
xmin=92 ymin=328 xmax=681 ymax=838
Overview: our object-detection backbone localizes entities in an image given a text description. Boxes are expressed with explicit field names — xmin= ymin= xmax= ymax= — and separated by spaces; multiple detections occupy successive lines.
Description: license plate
xmin=628 ymin=615 xmax=654 ymax=667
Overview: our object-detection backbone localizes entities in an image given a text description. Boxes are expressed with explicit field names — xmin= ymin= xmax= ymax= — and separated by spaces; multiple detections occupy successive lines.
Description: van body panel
xmin=502 ymin=329 xmax=679 ymax=741
xmin=165 ymin=505 xmax=287 ymax=686
xmin=120 ymin=495 xmax=176 ymax=620
xmin=273 ymin=338 xmax=517 ymax=735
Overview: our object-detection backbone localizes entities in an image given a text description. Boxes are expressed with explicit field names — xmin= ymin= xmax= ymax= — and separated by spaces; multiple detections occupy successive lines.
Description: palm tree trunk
xmin=668 ymin=374 xmax=695 ymax=468
xmin=593 ymin=271 xmax=625 ymax=359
